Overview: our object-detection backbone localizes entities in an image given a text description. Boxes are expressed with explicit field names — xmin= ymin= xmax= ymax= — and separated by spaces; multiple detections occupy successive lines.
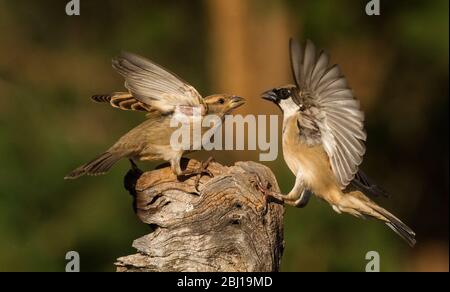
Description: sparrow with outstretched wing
xmin=65 ymin=52 xmax=245 ymax=183
xmin=260 ymin=39 xmax=415 ymax=246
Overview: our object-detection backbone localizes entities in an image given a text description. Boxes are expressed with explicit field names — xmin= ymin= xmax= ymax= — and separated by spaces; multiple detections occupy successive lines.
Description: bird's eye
xmin=278 ymin=89 xmax=291 ymax=100
xmin=299 ymin=104 xmax=306 ymax=111
xmin=218 ymin=98 xmax=225 ymax=104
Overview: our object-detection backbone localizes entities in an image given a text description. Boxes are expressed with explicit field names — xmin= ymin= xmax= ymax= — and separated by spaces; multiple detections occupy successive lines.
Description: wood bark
xmin=115 ymin=159 xmax=284 ymax=272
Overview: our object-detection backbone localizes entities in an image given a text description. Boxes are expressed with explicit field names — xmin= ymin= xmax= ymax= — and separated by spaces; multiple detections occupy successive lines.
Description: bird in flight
xmin=65 ymin=52 xmax=245 ymax=184
xmin=259 ymin=39 xmax=416 ymax=246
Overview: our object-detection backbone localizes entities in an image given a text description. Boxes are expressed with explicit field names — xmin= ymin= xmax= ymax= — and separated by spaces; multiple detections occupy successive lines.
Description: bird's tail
xmin=64 ymin=151 xmax=125 ymax=180
xmin=335 ymin=190 xmax=416 ymax=247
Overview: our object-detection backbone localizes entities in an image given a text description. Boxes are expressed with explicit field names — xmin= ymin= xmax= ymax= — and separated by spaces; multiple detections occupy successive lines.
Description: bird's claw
xmin=177 ymin=158 xmax=215 ymax=192
xmin=250 ymin=173 xmax=311 ymax=210
xmin=251 ymin=173 xmax=271 ymax=195
xmin=193 ymin=157 xmax=215 ymax=192
xmin=250 ymin=173 xmax=285 ymax=215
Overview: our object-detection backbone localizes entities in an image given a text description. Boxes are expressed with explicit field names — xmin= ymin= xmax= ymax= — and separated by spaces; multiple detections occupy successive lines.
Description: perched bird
xmin=65 ymin=52 xmax=245 ymax=181
xmin=260 ymin=39 xmax=416 ymax=246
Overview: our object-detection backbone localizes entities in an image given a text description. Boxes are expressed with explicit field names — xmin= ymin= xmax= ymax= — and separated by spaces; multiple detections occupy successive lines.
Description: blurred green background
xmin=0 ymin=0 xmax=448 ymax=271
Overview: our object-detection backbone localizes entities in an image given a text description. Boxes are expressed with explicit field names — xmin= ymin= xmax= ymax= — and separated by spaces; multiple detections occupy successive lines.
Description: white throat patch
xmin=279 ymin=98 xmax=298 ymax=121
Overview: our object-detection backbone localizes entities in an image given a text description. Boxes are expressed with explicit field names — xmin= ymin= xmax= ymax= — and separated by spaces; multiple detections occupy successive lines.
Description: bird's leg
xmin=192 ymin=156 xmax=215 ymax=190
xmin=280 ymin=173 xmax=312 ymax=208
xmin=251 ymin=174 xmax=281 ymax=202
xmin=252 ymin=172 xmax=312 ymax=208
xmin=288 ymin=189 xmax=313 ymax=208
xmin=129 ymin=159 xmax=141 ymax=173
xmin=171 ymin=156 xmax=214 ymax=191
xmin=124 ymin=159 xmax=143 ymax=193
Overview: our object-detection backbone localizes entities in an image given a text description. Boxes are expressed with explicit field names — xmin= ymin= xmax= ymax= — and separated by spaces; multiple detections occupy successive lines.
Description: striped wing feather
xmin=112 ymin=52 xmax=203 ymax=114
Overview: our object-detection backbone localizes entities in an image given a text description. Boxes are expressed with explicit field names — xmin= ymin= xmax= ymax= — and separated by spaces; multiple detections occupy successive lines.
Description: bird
xmin=65 ymin=52 xmax=245 ymax=182
xmin=259 ymin=39 xmax=416 ymax=246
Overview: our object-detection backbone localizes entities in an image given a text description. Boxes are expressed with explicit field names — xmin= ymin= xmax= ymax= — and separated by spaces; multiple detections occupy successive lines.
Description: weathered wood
xmin=115 ymin=159 xmax=285 ymax=272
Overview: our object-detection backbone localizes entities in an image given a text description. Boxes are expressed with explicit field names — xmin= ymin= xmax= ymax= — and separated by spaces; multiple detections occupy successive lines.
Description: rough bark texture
xmin=115 ymin=159 xmax=285 ymax=272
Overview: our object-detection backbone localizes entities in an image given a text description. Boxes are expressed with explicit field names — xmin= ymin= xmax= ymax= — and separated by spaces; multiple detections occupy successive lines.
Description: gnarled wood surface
xmin=115 ymin=159 xmax=284 ymax=272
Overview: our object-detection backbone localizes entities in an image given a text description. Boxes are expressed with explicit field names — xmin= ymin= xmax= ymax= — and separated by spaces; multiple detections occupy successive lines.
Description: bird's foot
xmin=192 ymin=157 xmax=215 ymax=191
xmin=250 ymin=173 xmax=284 ymax=215
xmin=250 ymin=173 xmax=282 ymax=201
xmin=250 ymin=173 xmax=311 ymax=209
xmin=178 ymin=157 xmax=215 ymax=192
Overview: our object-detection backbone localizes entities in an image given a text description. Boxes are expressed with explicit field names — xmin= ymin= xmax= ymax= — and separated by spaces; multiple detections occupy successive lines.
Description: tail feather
xmin=64 ymin=152 xmax=124 ymax=179
xmin=373 ymin=205 xmax=417 ymax=247
xmin=338 ymin=191 xmax=416 ymax=247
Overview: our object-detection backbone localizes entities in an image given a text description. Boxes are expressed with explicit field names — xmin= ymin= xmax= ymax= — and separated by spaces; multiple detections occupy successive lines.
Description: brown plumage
xmin=260 ymin=39 xmax=416 ymax=247
xmin=65 ymin=52 xmax=245 ymax=180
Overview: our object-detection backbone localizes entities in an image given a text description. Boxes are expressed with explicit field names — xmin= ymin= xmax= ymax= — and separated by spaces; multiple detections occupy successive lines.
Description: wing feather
xmin=310 ymin=51 xmax=329 ymax=89
xmin=91 ymin=93 xmax=151 ymax=112
xmin=289 ymin=39 xmax=302 ymax=88
xmin=290 ymin=39 xmax=366 ymax=188
xmin=112 ymin=52 xmax=203 ymax=114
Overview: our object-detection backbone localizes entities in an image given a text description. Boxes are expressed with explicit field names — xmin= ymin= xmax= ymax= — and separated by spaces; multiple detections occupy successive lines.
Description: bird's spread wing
xmin=112 ymin=52 xmax=203 ymax=114
xmin=91 ymin=92 xmax=151 ymax=112
xmin=290 ymin=39 xmax=366 ymax=188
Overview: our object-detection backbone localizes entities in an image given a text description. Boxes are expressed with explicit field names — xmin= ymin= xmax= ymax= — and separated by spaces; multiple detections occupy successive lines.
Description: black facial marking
xmin=274 ymin=88 xmax=291 ymax=100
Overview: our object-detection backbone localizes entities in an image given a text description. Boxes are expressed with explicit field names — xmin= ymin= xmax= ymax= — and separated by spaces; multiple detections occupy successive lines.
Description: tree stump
xmin=115 ymin=159 xmax=285 ymax=272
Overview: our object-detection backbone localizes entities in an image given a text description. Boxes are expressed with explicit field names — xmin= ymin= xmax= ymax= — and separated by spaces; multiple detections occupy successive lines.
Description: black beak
xmin=261 ymin=89 xmax=279 ymax=103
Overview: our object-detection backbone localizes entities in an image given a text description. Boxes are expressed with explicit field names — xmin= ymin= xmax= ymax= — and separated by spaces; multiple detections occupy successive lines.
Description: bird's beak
xmin=228 ymin=96 xmax=246 ymax=110
xmin=261 ymin=89 xmax=279 ymax=103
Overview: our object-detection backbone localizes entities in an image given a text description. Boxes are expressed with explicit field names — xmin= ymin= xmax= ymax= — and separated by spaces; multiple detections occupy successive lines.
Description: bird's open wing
xmin=290 ymin=39 xmax=366 ymax=188
xmin=112 ymin=52 xmax=203 ymax=114
xmin=91 ymin=92 xmax=151 ymax=112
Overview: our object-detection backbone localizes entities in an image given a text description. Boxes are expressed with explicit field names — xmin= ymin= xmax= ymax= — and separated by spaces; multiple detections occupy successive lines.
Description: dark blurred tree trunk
xmin=115 ymin=159 xmax=284 ymax=272
xmin=206 ymin=0 xmax=294 ymax=98
xmin=205 ymin=0 xmax=295 ymax=163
